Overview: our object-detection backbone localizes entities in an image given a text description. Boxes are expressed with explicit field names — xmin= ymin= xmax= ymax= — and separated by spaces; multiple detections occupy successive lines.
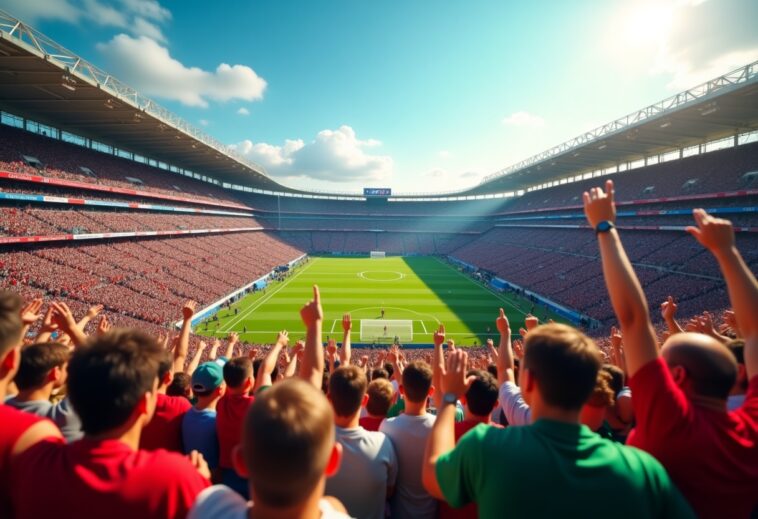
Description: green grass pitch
xmin=195 ymin=256 xmax=567 ymax=346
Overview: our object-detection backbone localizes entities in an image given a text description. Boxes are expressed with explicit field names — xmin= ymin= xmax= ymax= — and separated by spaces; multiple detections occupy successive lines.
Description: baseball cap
xmin=192 ymin=360 xmax=225 ymax=393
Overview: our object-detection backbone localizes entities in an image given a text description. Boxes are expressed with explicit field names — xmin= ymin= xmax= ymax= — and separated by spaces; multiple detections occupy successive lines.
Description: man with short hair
xmin=6 ymin=341 xmax=83 ymax=441
xmin=380 ymin=360 xmax=437 ymax=519
xmin=360 ymin=377 xmax=394 ymax=431
xmin=423 ymin=327 xmax=694 ymax=519
xmin=140 ymin=349 xmax=192 ymax=452
xmin=326 ymin=365 xmax=397 ymax=519
xmin=0 ymin=293 xmax=63 ymax=519
xmin=584 ymin=181 xmax=758 ymax=518
xmin=183 ymin=359 xmax=226 ymax=481
xmin=10 ymin=328 xmax=210 ymax=519
xmin=216 ymin=355 xmax=255 ymax=497
xmin=189 ymin=285 xmax=351 ymax=519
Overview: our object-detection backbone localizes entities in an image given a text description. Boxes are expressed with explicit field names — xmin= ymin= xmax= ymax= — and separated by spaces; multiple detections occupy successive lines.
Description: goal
xmin=370 ymin=251 xmax=386 ymax=258
xmin=360 ymin=319 xmax=413 ymax=342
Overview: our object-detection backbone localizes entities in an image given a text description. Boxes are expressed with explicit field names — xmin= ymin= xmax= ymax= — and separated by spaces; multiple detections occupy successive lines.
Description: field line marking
xmin=218 ymin=257 xmax=319 ymax=332
xmin=330 ymin=319 xmax=337 ymax=333
xmin=420 ymin=320 xmax=428 ymax=334
xmin=434 ymin=257 xmax=528 ymax=317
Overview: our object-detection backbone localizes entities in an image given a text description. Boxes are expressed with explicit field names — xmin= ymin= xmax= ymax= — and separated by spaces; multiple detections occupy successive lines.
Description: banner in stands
xmin=0 ymin=227 xmax=264 ymax=245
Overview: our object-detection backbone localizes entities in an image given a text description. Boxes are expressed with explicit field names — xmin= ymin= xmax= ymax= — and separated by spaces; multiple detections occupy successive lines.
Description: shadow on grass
xmin=402 ymin=256 xmax=529 ymax=345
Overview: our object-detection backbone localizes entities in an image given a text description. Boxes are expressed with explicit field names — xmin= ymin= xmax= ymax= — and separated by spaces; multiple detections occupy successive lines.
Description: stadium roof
xmin=0 ymin=9 xmax=756 ymax=199
xmin=0 ymin=10 xmax=299 ymax=194
xmin=460 ymin=60 xmax=758 ymax=197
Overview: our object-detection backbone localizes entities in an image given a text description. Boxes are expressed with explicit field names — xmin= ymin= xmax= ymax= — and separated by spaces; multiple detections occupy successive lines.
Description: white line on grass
xmin=420 ymin=320 xmax=428 ymax=333
xmin=434 ymin=257 xmax=528 ymax=317
xmin=219 ymin=258 xmax=319 ymax=333
xmin=330 ymin=319 xmax=337 ymax=334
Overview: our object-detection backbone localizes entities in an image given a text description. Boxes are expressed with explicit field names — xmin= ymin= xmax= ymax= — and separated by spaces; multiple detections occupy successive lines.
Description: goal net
xmin=360 ymin=319 xmax=413 ymax=342
xmin=370 ymin=251 xmax=386 ymax=258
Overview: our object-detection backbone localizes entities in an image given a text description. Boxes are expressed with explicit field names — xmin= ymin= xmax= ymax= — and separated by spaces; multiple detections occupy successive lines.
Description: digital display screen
xmin=364 ymin=188 xmax=391 ymax=196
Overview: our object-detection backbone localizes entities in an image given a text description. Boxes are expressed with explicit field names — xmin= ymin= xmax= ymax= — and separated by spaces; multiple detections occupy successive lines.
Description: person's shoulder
xmin=188 ymin=485 xmax=248 ymax=519
xmin=137 ymin=448 xmax=207 ymax=483
xmin=164 ymin=395 xmax=192 ymax=412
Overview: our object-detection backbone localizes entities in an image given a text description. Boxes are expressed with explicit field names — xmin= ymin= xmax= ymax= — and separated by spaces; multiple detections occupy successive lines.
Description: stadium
xmin=0 ymin=3 xmax=757 ymax=519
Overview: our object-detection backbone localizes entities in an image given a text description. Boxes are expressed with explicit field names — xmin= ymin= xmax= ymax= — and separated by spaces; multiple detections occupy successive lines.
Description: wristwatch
xmin=442 ymin=393 xmax=457 ymax=407
xmin=595 ymin=221 xmax=615 ymax=234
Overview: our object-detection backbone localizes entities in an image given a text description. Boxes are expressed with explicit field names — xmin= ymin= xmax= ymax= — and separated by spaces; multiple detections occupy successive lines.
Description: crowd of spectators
xmin=0 ymin=206 xmax=258 ymax=237
xmin=0 ymin=125 xmax=245 ymax=207
xmin=0 ymin=186 xmax=756 ymax=519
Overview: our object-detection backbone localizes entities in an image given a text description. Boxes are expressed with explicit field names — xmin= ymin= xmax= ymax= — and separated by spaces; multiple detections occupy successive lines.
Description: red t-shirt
xmin=0 ymin=405 xmax=50 ymax=518
xmin=141 ymin=393 xmax=191 ymax=452
xmin=10 ymin=437 xmax=209 ymax=519
xmin=216 ymin=393 xmax=254 ymax=469
xmin=440 ymin=418 xmax=503 ymax=519
xmin=627 ymin=357 xmax=758 ymax=519
xmin=359 ymin=415 xmax=384 ymax=432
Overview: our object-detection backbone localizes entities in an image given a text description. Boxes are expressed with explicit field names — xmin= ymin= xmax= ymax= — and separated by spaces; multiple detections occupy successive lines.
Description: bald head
xmin=661 ymin=333 xmax=737 ymax=400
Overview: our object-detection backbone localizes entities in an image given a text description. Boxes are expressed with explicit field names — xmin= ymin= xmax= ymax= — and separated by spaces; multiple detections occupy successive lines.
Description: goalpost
xmin=370 ymin=251 xmax=386 ymax=258
xmin=360 ymin=319 xmax=413 ymax=342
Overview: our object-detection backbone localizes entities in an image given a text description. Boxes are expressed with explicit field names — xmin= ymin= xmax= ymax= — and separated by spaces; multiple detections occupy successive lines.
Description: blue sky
xmin=3 ymin=0 xmax=757 ymax=193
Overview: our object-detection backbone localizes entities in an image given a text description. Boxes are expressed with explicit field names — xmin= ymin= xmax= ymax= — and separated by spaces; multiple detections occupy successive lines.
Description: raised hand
xmin=441 ymin=350 xmax=475 ymax=399
xmin=610 ymin=326 xmax=623 ymax=350
xmin=446 ymin=339 xmax=456 ymax=353
xmin=182 ymin=300 xmax=197 ymax=321
xmin=40 ymin=306 xmax=59 ymax=333
xmin=524 ymin=314 xmax=539 ymax=331
xmin=512 ymin=339 xmax=525 ymax=360
xmin=660 ymin=296 xmax=677 ymax=321
xmin=50 ymin=302 xmax=87 ymax=346
xmin=583 ymin=179 xmax=616 ymax=228
xmin=433 ymin=324 xmax=446 ymax=347
xmin=496 ymin=308 xmax=510 ymax=336
xmin=86 ymin=304 xmax=104 ymax=320
xmin=342 ymin=313 xmax=352 ymax=332
xmin=20 ymin=298 xmax=44 ymax=326
xmin=276 ymin=330 xmax=289 ymax=347
xmin=686 ymin=208 xmax=735 ymax=255
xmin=300 ymin=285 xmax=323 ymax=327
xmin=97 ymin=315 xmax=110 ymax=335
xmin=326 ymin=339 xmax=338 ymax=356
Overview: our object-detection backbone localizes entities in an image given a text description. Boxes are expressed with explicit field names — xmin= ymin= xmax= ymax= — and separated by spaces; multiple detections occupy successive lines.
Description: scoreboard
xmin=364 ymin=188 xmax=391 ymax=197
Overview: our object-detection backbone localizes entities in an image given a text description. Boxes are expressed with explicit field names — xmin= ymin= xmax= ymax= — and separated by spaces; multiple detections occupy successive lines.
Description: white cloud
xmin=232 ymin=125 xmax=393 ymax=182
xmin=4 ymin=0 xmax=172 ymax=42
xmin=502 ymin=111 xmax=545 ymax=128
xmin=438 ymin=150 xmax=451 ymax=159
xmin=198 ymin=119 xmax=209 ymax=127
xmin=460 ymin=171 xmax=481 ymax=179
xmin=97 ymin=34 xmax=267 ymax=107
xmin=608 ymin=0 xmax=758 ymax=90
xmin=424 ymin=168 xmax=448 ymax=179
xmin=237 ymin=107 xmax=250 ymax=116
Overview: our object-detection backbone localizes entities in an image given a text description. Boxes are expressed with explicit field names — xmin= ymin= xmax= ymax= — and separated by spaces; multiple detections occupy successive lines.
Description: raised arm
xmin=660 ymin=296 xmax=684 ymax=335
xmin=686 ymin=208 xmax=758 ymax=377
xmin=76 ymin=304 xmax=103 ymax=332
xmin=299 ymin=285 xmax=324 ymax=388
xmin=340 ymin=314 xmax=352 ymax=366
xmin=254 ymin=331 xmax=289 ymax=391
xmin=584 ymin=180 xmax=658 ymax=377
xmin=208 ymin=338 xmax=221 ymax=360
xmin=432 ymin=324 xmax=446 ymax=409
xmin=35 ymin=306 xmax=59 ymax=344
xmin=20 ymin=298 xmax=44 ymax=342
xmin=221 ymin=333 xmax=238 ymax=359
xmin=495 ymin=308 xmax=514 ymax=385
xmin=187 ymin=340 xmax=209 ymax=376
xmin=283 ymin=340 xmax=303 ymax=378
xmin=50 ymin=302 xmax=88 ymax=347
xmin=174 ymin=300 xmax=197 ymax=373
xmin=423 ymin=350 xmax=474 ymax=500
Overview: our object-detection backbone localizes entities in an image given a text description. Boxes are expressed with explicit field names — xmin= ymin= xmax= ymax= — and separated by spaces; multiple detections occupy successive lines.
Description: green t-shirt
xmin=436 ymin=419 xmax=694 ymax=519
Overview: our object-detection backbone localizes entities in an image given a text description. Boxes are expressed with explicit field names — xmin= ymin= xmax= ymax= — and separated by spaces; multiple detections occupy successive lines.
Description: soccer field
xmin=196 ymin=256 xmax=565 ymax=346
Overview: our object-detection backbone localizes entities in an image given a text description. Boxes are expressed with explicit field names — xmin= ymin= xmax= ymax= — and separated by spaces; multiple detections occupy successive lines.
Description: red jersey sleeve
xmin=627 ymin=357 xmax=692 ymax=451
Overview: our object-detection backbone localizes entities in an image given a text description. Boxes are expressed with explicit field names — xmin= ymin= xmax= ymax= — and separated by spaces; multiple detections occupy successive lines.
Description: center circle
xmin=357 ymin=271 xmax=405 ymax=281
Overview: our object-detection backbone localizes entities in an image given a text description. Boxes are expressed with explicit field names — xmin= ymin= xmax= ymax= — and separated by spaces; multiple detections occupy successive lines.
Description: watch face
xmin=597 ymin=221 xmax=612 ymax=232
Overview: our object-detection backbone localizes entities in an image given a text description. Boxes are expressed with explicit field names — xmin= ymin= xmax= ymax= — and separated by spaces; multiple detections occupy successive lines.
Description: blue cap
xmin=192 ymin=361 xmax=225 ymax=393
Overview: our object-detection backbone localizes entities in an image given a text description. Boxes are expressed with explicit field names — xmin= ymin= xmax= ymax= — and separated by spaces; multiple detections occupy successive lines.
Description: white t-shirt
xmin=379 ymin=413 xmax=437 ymax=519
xmin=499 ymin=381 xmax=531 ymax=426
xmin=188 ymin=485 xmax=354 ymax=519
xmin=325 ymin=426 xmax=398 ymax=519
